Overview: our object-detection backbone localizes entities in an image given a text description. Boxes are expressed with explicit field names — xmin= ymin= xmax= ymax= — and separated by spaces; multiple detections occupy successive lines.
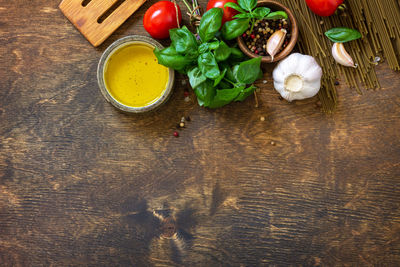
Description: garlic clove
xmin=300 ymin=81 xmax=322 ymax=98
xmin=267 ymin=29 xmax=287 ymax=62
xmin=332 ymin=42 xmax=357 ymax=68
xmin=296 ymin=55 xmax=318 ymax=77
xmin=303 ymin=65 xmax=323 ymax=82
xmin=272 ymin=66 xmax=286 ymax=83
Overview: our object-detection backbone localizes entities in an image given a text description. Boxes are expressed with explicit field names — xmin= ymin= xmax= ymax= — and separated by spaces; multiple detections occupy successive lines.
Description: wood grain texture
xmin=0 ymin=0 xmax=400 ymax=266
xmin=60 ymin=0 xmax=147 ymax=46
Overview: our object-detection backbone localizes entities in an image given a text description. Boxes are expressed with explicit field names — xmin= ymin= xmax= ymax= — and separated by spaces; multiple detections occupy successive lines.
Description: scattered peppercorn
xmin=173 ymin=131 xmax=179 ymax=137
xmin=179 ymin=122 xmax=185 ymax=128
xmin=334 ymin=81 xmax=340 ymax=86
xmin=270 ymin=141 xmax=276 ymax=146
xmin=185 ymin=116 xmax=191 ymax=121
xmin=260 ymin=116 xmax=265 ymax=121
xmin=184 ymin=91 xmax=189 ymax=97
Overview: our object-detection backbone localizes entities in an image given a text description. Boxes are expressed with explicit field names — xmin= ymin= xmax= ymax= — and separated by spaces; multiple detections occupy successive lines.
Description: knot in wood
xmin=160 ymin=217 xmax=177 ymax=239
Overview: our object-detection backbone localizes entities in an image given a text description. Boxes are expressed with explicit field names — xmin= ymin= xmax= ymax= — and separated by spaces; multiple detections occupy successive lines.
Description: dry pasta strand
xmin=281 ymin=0 xmax=400 ymax=112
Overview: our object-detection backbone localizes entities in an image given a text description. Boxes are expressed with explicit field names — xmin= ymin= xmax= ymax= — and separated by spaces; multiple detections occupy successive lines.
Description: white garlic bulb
xmin=273 ymin=53 xmax=322 ymax=102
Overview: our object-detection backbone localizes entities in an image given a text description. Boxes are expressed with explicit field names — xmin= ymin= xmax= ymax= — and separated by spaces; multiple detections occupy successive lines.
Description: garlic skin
xmin=267 ymin=29 xmax=287 ymax=62
xmin=332 ymin=42 xmax=357 ymax=68
xmin=273 ymin=53 xmax=322 ymax=102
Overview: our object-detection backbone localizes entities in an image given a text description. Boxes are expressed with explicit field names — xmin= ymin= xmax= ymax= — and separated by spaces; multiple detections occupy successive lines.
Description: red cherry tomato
xmin=206 ymin=0 xmax=239 ymax=25
xmin=305 ymin=0 xmax=344 ymax=17
xmin=143 ymin=1 xmax=182 ymax=39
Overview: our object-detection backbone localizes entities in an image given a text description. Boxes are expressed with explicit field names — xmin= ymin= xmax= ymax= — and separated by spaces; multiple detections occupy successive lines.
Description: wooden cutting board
xmin=59 ymin=0 xmax=147 ymax=47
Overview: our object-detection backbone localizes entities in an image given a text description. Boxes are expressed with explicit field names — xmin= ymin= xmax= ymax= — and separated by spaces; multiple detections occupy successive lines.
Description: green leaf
xmin=235 ymin=85 xmax=257 ymax=101
xmin=233 ymin=13 xmax=252 ymax=19
xmin=257 ymin=68 xmax=263 ymax=79
xmin=265 ymin=11 xmax=288 ymax=20
xmin=169 ymin=26 xmax=198 ymax=54
xmin=219 ymin=62 xmax=236 ymax=83
xmin=218 ymin=80 xmax=233 ymax=89
xmin=214 ymin=41 xmax=231 ymax=62
xmin=325 ymin=27 xmax=362 ymax=43
xmin=214 ymin=67 xmax=227 ymax=87
xmin=198 ymin=52 xmax=220 ymax=79
xmin=209 ymin=40 xmax=220 ymax=50
xmin=154 ymin=46 xmax=195 ymax=72
xmin=208 ymin=87 xmax=244 ymax=108
xmin=225 ymin=64 xmax=237 ymax=83
xmin=224 ymin=2 xmax=246 ymax=13
xmin=238 ymin=0 xmax=257 ymax=11
xmin=232 ymin=64 xmax=240 ymax=82
xmin=221 ymin=18 xmax=250 ymax=40
xmin=252 ymin=7 xmax=271 ymax=19
xmin=199 ymin=8 xmax=223 ymax=42
xmin=194 ymin=79 xmax=215 ymax=107
xmin=236 ymin=57 xmax=262 ymax=84
xmin=198 ymin=43 xmax=209 ymax=54
xmin=229 ymin=47 xmax=245 ymax=60
xmin=187 ymin=67 xmax=207 ymax=89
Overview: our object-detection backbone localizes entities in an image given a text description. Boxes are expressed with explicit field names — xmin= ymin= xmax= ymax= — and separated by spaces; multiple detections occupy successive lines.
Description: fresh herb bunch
xmin=222 ymin=0 xmax=288 ymax=40
xmin=154 ymin=8 xmax=263 ymax=109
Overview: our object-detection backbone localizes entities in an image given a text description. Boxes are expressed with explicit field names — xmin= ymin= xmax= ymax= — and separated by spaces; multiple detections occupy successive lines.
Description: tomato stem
xmin=180 ymin=0 xmax=193 ymax=14
xmin=172 ymin=0 xmax=181 ymax=28
xmin=337 ymin=3 xmax=347 ymax=11
xmin=335 ymin=3 xmax=347 ymax=15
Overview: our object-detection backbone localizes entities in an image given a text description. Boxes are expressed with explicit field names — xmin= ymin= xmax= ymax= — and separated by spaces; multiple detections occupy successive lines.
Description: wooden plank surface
xmin=0 ymin=0 xmax=399 ymax=266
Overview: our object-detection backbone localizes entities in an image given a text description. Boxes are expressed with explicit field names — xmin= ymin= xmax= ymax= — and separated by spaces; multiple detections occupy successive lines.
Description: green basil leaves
xmin=265 ymin=11 xmax=288 ymax=20
xmin=154 ymin=46 xmax=195 ymax=73
xmin=253 ymin=7 xmax=271 ymax=19
xmin=221 ymin=18 xmax=250 ymax=40
xmin=154 ymin=8 xmax=263 ymax=109
xmin=325 ymin=27 xmax=362 ymax=43
xmin=199 ymin=8 xmax=223 ymax=42
xmin=238 ymin=0 xmax=257 ymax=11
xmin=198 ymin=52 xmax=220 ymax=79
xmin=236 ymin=57 xmax=262 ymax=84
xmin=170 ymin=26 xmax=198 ymax=54
xmin=214 ymin=41 xmax=231 ymax=62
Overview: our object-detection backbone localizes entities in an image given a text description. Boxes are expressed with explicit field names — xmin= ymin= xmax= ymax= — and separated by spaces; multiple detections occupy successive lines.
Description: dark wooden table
xmin=1 ymin=1 xmax=400 ymax=266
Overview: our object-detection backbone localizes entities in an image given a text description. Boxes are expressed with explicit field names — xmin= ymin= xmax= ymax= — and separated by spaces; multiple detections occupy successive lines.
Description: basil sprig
xmin=325 ymin=27 xmax=362 ymax=43
xmin=154 ymin=9 xmax=263 ymax=109
xmin=222 ymin=1 xmax=288 ymax=40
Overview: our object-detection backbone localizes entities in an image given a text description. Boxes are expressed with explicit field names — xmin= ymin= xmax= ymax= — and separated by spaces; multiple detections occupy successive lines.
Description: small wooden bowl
xmin=237 ymin=0 xmax=298 ymax=63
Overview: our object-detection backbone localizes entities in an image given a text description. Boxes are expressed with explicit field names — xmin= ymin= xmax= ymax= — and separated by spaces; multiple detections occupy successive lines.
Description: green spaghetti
xmin=280 ymin=0 xmax=400 ymax=112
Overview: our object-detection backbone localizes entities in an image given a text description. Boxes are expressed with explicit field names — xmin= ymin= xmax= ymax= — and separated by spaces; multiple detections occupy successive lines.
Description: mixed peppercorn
xmin=241 ymin=18 xmax=291 ymax=56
